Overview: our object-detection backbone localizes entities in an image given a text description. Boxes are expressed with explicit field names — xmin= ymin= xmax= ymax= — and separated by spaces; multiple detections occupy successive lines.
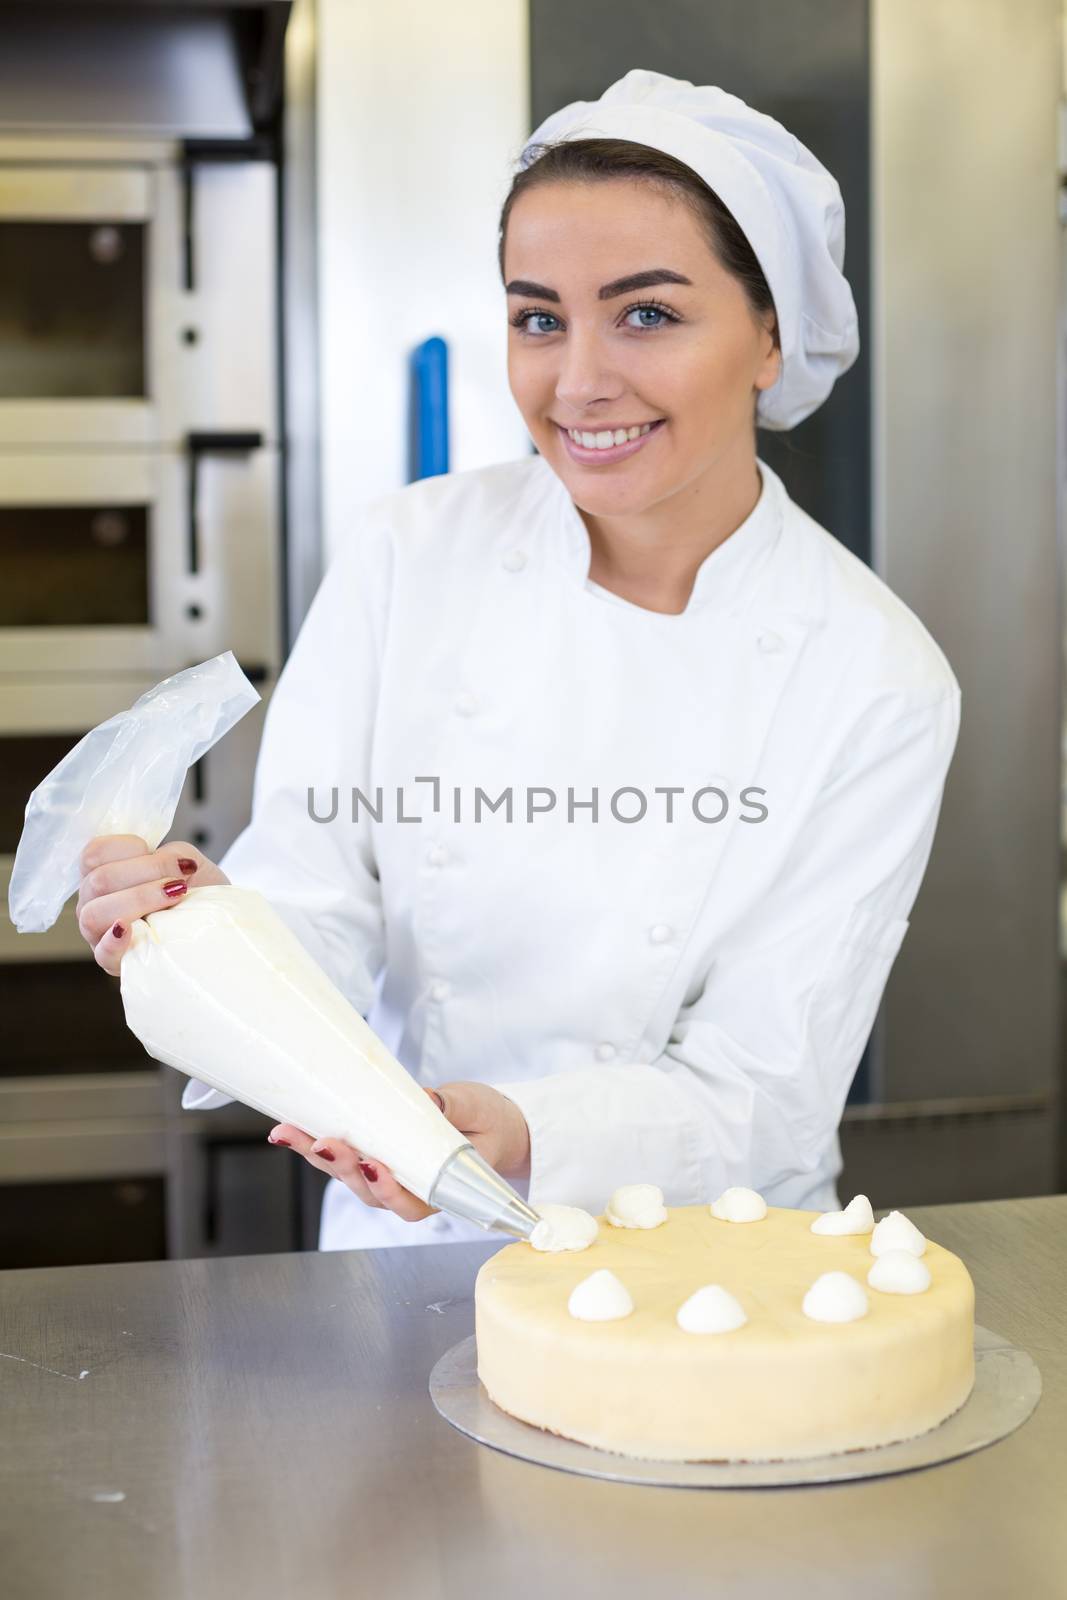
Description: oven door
xmin=0 ymin=447 xmax=280 ymax=677
xmin=0 ymin=164 xmax=152 ymax=446
xmin=0 ymin=1124 xmax=169 ymax=1269
xmin=0 ymin=152 xmax=277 ymax=449
xmin=0 ymin=1106 xmax=298 ymax=1268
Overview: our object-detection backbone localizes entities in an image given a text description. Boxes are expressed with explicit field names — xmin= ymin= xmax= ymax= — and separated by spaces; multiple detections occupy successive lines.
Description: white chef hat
xmin=517 ymin=68 xmax=859 ymax=431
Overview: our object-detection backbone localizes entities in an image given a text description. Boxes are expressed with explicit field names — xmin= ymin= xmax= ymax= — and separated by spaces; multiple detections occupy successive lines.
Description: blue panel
xmin=408 ymin=335 xmax=450 ymax=481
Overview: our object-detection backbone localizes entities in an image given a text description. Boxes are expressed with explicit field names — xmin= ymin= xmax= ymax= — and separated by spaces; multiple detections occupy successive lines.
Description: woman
xmin=76 ymin=70 xmax=960 ymax=1250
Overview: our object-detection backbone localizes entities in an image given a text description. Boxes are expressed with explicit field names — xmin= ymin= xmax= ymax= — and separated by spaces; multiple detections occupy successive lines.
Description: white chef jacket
xmin=187 ymin=451 xmax=960 ymax=1251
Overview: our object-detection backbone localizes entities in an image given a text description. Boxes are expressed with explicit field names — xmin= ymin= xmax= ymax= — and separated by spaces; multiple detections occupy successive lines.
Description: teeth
xmin=566 ymin=422 xmax=656 ymax=449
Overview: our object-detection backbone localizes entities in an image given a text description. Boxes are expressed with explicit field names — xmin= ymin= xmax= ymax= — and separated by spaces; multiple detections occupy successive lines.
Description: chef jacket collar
xmin=541 ymin=453 xmax=785 ymax=617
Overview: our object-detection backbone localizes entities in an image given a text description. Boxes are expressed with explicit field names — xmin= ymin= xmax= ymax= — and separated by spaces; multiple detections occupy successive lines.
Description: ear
xmin=754 ymin=322 xmax=782 ymax=394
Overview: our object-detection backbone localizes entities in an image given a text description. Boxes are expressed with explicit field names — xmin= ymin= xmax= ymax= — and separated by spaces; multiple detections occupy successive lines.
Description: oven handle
xmin=180 ymin=136 xmax=276 ymax=292
xmin=185 ymin=430 xmax=265 ymax=574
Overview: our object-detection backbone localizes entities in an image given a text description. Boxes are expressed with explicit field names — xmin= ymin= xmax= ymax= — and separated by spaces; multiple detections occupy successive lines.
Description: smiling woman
xmin=497 ymin=135 xmax=790 ymax=615
xmin=77 ymin=69 xmax=958 ymax=1258
xmin=502 ymin=178 xmax=783 ymax=611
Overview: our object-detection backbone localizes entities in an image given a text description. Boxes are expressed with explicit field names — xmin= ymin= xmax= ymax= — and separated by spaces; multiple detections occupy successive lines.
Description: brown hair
xmin=497 ymin=137 xmax=780 ymax=352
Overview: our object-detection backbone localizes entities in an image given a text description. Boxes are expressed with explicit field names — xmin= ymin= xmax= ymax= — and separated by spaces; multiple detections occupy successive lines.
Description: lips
xmin=556 ymin=418 xmax=666 ymax=466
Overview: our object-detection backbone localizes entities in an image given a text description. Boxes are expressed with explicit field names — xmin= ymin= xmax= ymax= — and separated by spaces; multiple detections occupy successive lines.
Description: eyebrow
xmin=504 ymin=267 xmax=693 ymax=303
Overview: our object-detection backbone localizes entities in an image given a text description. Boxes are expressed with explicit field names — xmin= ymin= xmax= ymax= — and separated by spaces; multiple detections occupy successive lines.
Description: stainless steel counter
xmin=1 ymin=1195 xmax=1064 ymax=1600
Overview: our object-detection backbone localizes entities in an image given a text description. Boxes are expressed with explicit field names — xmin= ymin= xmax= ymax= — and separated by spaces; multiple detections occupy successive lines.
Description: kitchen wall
xmin=314 ymin=0 xmax=532 ymax=563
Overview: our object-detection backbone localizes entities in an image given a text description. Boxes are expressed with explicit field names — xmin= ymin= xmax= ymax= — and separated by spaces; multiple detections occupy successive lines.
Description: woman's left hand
xmin=266 ymin=1081 xmax=531 ymax=1222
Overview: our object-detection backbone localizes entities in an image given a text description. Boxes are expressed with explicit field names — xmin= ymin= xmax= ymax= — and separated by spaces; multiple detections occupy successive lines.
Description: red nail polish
xmin=358 ymin=1161 xmax=379 ymax=1183
xmin=313 ymin=1147 xmax=336 ymax=1163
xmin=267 ymin=1136 xmax=291 ymax=1148
xmin=162 ymin=879 xmax=187 ymax=899
xmin=176 ymin=857 xmax=197 ymax=875
xmin=111 ymin=922 xmax=126 ymax=940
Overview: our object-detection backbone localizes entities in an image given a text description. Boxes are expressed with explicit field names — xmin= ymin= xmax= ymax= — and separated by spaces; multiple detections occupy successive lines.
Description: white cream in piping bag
xmin=120 ymin=885 xmax=467 ymax=1201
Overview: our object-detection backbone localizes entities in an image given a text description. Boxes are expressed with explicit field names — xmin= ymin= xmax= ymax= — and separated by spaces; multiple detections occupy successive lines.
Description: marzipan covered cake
xmin=474 ymin=1186 xmax=976 ymax=1462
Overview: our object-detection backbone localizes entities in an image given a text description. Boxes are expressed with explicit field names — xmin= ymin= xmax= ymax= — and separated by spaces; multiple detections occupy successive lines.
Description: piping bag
xmin=7 ymin=653 xmax=539 ymax=1239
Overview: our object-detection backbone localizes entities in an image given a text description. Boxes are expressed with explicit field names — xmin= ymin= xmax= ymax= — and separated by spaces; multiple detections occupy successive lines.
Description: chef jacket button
xmin=502 ymin=549 xmax=527 ymax=572
xmin=757 ymin=629 xmax=785 ymax=655
xmin=648 ymin=923 xmax=673 ymax=945
xmin=429 ymin=979 xmax=451 ymax=1002
xmin=454 ymin=691 xmax=478 ymax=716
xmin=427 ymin=844 xmax=449 ymax=867
xmin=594 ymin=1041 xmax=617 ymax=1062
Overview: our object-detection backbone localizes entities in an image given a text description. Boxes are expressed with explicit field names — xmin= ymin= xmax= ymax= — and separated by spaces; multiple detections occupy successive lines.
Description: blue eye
xmin=510 ymin=299 xmax=680 ymax=336
xmin=625 ymin=303 xmax=673 ymax=329
xmin=512 ymin=310 xmax=562 ymax=336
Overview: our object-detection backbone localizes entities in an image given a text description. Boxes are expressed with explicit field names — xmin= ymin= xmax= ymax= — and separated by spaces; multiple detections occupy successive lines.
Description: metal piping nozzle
xmin=429 ymin=1143 xmax=540 ymax=1239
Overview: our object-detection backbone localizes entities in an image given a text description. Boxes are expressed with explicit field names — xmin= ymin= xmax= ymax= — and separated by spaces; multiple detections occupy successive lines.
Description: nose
xmin=554 ymin=326 xmax=625 ymax=416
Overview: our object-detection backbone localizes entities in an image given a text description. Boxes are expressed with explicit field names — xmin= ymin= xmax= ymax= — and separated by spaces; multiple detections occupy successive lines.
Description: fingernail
xmin=267 ymin=1135 xmax=291 ymax=1148
xmin=176 ymin=857 xmax=197 ymax=875
xmin=312 ymin=1146 xmax=336 ymax=1163
xmin=111 ymin=922 xmax=126 ymax=940
xmin=429 ymin=1090 xmax=445 ymax=1112
xmin=358 ymin=1161 xmax=379 ymax=1183
xmin=162 ymin=880 xmax=188 ymax=899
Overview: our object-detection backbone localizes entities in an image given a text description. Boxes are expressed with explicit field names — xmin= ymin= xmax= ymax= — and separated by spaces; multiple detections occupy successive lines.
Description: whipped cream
xmin=676 ymin=1285 xmax=748 ymax=1334
xmin=710 ymin=1186 xmax=767 ymax=1223
xmin=568 ymin=1269 xmax=634 ymax=1322
xmin=810 ymin=1194 xmax=875 ymax=1236
xmin=801 ymin=1271 xmax=869 ymax=1323
xmin=120 ymin=886 xmax=467 ymax=1200
xmin=868 ymin=1250 xmax=932 ymax=1295
xmin=870 ymin=1210 xmax=927 ymax=1258
xmin=530 ymin=1203 xmax=598 ymax=1252
xmin=605 ymin=1183 xmax=668 ymax=1229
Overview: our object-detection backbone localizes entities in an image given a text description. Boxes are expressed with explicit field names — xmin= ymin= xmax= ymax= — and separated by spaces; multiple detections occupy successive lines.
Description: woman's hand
xmin=77 ymin=836 xmax=229 ymax=975
xmin=267 ymin=1082 xmax=532 ymax=1223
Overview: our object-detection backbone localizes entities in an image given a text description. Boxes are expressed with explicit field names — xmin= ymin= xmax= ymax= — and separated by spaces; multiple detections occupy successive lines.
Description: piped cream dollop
xmin=868 ymin=1250 xmax=932 ymax=1295
xmin=870 ymin=1210 xmax=926 ymax=1258
xmin=567 ymin=1269 xmax=634 ymax=1322
xmin=676 ymin=1284 xmax=748 ymax=1334
xmin=529 ymin=1203 xmax=598 ymax=1253
xmin=710 ymin=1186 xmax=767 ymax=1223
xmin=810 ymin=1193 xmax=875 ymax=1236
xmin=801 ymin=1271 xmax=869 ymax=1323
xmin=605 ymin=1183 xmax=667 ymax=1230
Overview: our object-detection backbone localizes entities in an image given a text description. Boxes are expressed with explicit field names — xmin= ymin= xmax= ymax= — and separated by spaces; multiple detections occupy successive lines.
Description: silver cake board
xmin=429 ymin=1325 xmax=1041 ymax=1488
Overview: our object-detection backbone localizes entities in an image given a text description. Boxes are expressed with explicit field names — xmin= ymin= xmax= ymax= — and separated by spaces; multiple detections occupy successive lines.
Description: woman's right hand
xmin=77 ymin=836 xmax=230 ymax=976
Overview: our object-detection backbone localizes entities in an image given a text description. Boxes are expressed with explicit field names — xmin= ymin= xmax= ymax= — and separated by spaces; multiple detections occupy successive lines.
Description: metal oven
xmin=0 ymin=141 xmax=281 ymax=678
xmin=0 ymin=2 xmax=301 ymax=1267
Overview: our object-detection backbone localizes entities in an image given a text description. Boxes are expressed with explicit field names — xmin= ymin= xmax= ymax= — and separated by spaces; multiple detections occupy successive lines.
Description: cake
xmin=474 ymin=1189 xmax=976 ymax=1463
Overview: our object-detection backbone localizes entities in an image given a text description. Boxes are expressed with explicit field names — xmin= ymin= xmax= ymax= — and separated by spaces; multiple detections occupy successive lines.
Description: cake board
xmin=429 ymin=1325 xmax=1040 ymax=1488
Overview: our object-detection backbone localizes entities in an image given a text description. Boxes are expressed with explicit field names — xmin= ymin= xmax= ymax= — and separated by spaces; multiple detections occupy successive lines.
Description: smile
xmin=556 ymin=418 xmax=666 ymax=464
